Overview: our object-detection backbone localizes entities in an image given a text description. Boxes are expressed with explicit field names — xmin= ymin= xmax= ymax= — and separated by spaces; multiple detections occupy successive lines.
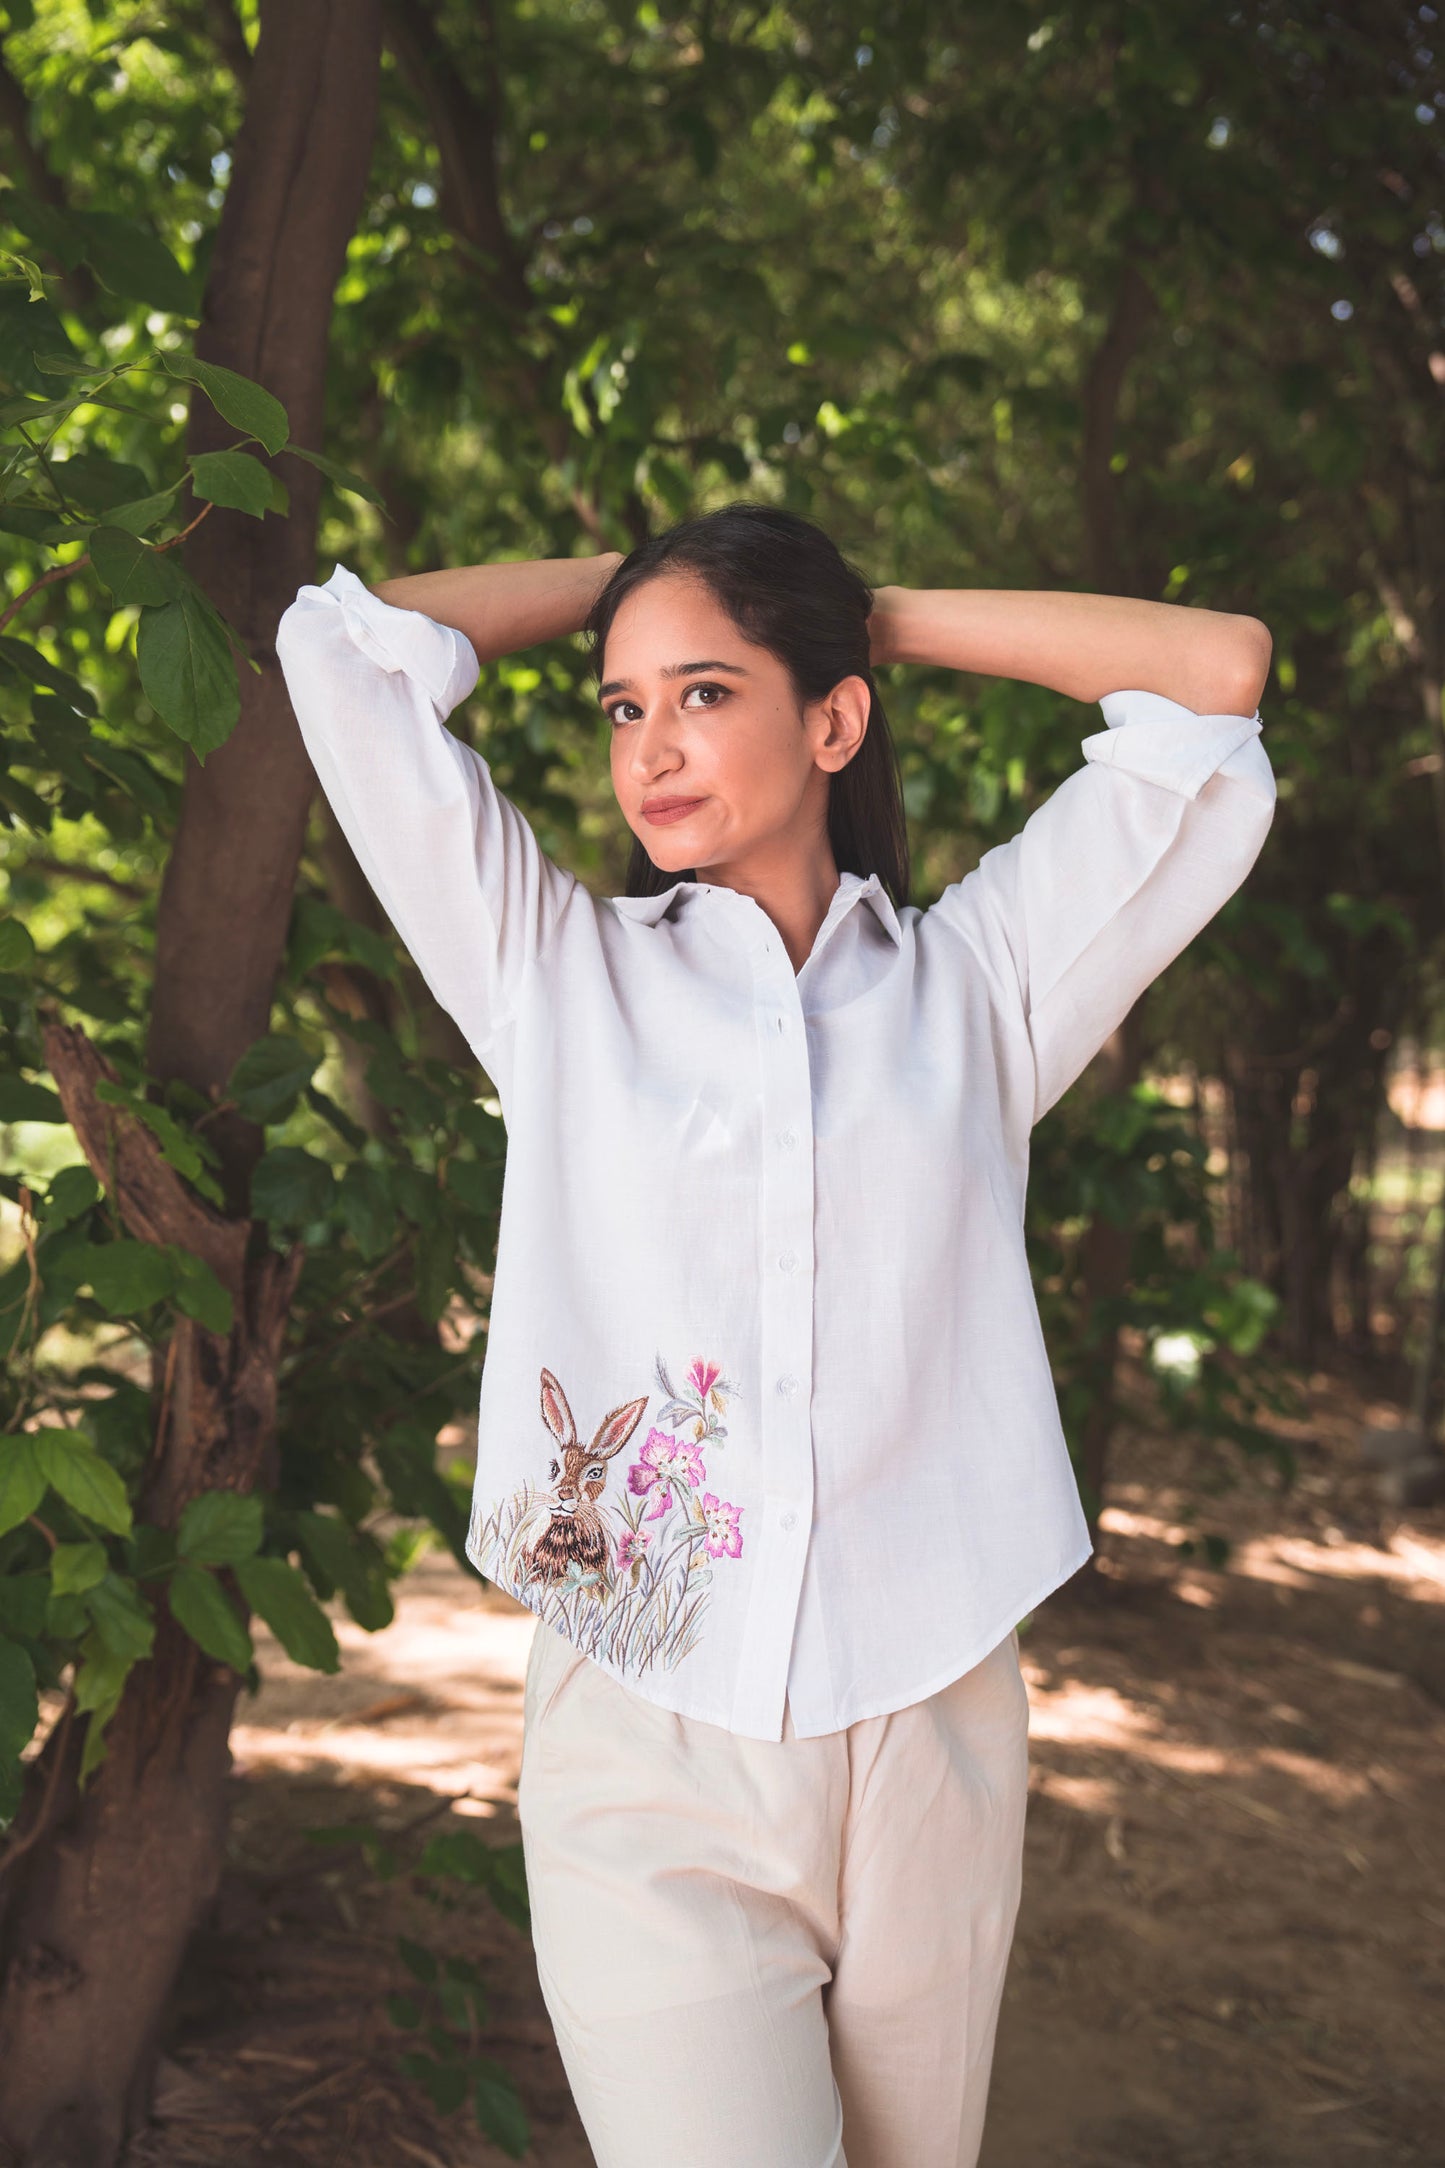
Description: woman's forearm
xmin=369 ymin=552 xmax=624 ymax=665
xmin=869 ymin=584 xmax=1272 ymax=715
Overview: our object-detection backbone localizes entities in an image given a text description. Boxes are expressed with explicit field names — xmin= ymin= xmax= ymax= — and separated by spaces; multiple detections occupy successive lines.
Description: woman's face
xmin=601 ymin=569 xmax=869 ymax=882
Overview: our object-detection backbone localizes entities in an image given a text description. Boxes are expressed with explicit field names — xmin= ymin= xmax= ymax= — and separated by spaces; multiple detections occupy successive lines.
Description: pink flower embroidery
xmin=616 ymin=1528 xmax=652 ymax=1570
xmin=627 ymin=1427 xmax=707 ymax=1519
xmin=688 ymin=1358 xmax=721 ymax=1400
xmin=700 ymin=1493 xmax=743 ymax=1560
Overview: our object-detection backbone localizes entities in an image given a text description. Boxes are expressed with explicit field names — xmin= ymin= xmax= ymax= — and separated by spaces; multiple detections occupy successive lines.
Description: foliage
xmin=302 ymin=1813 xmax=532 ymax=2158
xmin=1028 ymin=1077 xmax=1307 ymax=1526
xmin=0 ymin=283 xmax=503 ymax=1789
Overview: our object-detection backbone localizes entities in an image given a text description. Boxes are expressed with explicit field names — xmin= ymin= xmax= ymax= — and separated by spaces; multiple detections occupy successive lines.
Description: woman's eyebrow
xmin=598 ymin=660 xmax=750 ymax=699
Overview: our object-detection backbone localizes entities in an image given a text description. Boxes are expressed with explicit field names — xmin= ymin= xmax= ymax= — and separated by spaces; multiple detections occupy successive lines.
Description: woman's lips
xmin=642 ymin=797 xmax=707 ymax=826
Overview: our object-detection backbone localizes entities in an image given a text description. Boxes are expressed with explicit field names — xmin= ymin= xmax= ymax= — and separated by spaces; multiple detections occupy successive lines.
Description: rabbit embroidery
xmin=469 ymin=1350 xmax=746 ymax=1675
xmin=519 ymin=1365 xmax=649 ymax=1592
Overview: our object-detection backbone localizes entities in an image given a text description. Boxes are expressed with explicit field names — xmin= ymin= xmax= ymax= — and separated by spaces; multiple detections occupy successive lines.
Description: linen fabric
xmin=516 ymin=1614 xmax=1032 ymax=2168
xmin=276 ymin=564 xmax=1276 ymax=1741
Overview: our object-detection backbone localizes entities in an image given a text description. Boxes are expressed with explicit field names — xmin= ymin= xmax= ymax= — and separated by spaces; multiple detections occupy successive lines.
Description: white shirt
xmin=277 ymin=563 xmax=1276 ymax=1742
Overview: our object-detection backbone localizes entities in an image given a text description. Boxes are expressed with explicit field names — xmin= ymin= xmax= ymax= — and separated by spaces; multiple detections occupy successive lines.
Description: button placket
xmin=730 ymin=923 xmax=816 ymax=1737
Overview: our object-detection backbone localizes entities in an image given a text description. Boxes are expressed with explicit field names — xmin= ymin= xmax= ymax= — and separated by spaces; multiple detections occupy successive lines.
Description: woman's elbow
xmin=1217 ymin=614 xmax=1273 ymax=715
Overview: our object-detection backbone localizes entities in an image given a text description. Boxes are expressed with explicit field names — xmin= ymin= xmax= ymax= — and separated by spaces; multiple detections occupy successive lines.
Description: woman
xmin=276 ymin=503 xmax=1274 ymax=2167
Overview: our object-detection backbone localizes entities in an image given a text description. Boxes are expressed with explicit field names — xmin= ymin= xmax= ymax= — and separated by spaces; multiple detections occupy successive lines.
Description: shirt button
xmin=779 ymin=1510 xmax=797 ymax=1532
xmin=778 ymin=1249 xmax=797 ymax=1272
xmin=776 ymin=1374 xmax=799 ymax=1397
xmin=776 ymin=1128 xmax=798 ymax=1149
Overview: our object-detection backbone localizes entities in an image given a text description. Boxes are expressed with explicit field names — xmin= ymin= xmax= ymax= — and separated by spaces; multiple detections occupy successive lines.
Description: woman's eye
xmin=606 ymin=684 xmax=728 ymax=726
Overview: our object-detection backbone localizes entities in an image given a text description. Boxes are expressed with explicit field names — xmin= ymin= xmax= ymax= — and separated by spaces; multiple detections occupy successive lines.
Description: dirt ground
xmin=115 ymin=1358 xmax=1445 ymax=2168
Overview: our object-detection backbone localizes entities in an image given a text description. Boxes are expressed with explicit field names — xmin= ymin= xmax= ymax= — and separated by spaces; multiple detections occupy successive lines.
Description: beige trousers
xmin=516 ymin=1621 xmax=1031 ymax=2168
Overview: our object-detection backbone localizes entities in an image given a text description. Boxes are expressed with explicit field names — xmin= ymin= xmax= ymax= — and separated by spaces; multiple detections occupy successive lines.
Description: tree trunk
xmin=0 ymin=8 xmax=381 ymax=2162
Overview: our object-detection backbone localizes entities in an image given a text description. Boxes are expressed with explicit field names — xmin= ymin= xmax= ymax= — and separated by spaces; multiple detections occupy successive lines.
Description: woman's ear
xmin=811 ymin=675 xmax=872 ymax=774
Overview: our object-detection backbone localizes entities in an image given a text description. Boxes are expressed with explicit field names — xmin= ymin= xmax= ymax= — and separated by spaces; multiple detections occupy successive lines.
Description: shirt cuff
xmin=1081 ymin=687 xmax=1264 ymax=801
xmin=303 ymin=561 xmax=482 ymax=713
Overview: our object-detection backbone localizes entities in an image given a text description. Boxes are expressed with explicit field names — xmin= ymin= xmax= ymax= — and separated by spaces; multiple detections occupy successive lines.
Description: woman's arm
xmin=869 ymin=584 xmax=1272 ymax=717
xmin=370 ymin=552 xmax=625 ymax=665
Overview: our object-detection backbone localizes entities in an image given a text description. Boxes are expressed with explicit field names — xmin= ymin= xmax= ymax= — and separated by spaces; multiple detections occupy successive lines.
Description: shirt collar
xmin=608 ymin=869 xmax=903 ymax=948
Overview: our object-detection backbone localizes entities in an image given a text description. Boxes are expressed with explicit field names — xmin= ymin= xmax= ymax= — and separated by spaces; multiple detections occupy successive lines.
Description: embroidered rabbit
xmin=520 ymin=1365 xmax=649 ymax=1591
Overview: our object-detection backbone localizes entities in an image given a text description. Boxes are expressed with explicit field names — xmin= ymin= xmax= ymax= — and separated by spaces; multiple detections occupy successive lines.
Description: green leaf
xmin=401 ymin=2055 xmax=467 ymax=2115
xmin=0 ymin=635 xmax=97 ymax=715
xmin=31 ymin=349 xmax=106 ymax=377
xmin=473 ymin=2064 xmax=530 ymax=2159
xmin=227 ymin=1033 xmax=318 ymax=1123
xmin=178 ymin=1489 xmax=264 ymax=1566
xmin=336 ymin=1163 xmax=396 ymax=1261
xmin=71 ymin=1238 xmax=174 ymax=1317
xmin=161 ymin=354 xmax=288 ymax=455
xmin=0 ymin=1438 xmax=46 ymax=1538
xmin=414 ymin=1220 xmax=454 ymax=1325
xmin=51 ymin=452 xmax=152 ymax=513
xmin=234 ymin=1554 xmax=340 ymax=1673
xmin=293 ymin=1511 xmax=394 ymax=1632
xmin=188 ymin=449 xmax=275 ymax=518
xmin=72 ymin=1642 xmax=123 ymax=1779
xmin=101 ymin=488 xmax=183 ymax=537
xmin=168 ymin=1558 xmax=253 ymax=1672
xmin=70 ymin=210 xmax=197 ymax=316
xmin=35 ymin=1431 xmax=133 ymax=1536
xmin=0 ymin=1573 xmax=49 ymax=1638
xmin=91 ymin=1080 xmax=222 ymax=1200
xmin=0 ymin=287 xmax=74 ymax=392
xmin=43 ymin=1164 xmax=100 ymax=1229
xmin=72 ymin=1625 xmax=132 ymax=1715
xmin=0 ymin=1638 xmax=38 ymax=1766
xmin=88 ymin=524 xmax=183 ymax=607
xmin=135 ymin=590 xmax=239 ymax=751
xmin=397 ymin=1936 xmax=440 ymax=1984
xmin=165 ymin=1247 xmax=234 ymax=1335
xmin=0 ymin=1069 xmax=60 ymax=1118
xmin=0 ymin=505 xmax=73 ymax=544
xmin=250 ymin=1146 xmax=334 ymax=1232
xmin=83 ymin=1571 xmax=155 ymax=1662
xmin=285 ymin=444 xmax=386 ymax=507
xmin=51 ymin=1540 xmax=107 ymax=1595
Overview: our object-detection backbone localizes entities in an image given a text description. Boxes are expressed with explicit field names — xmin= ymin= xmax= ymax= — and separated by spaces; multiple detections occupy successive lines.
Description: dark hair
xmin=583 ymin=501 xmax=910 ymax=907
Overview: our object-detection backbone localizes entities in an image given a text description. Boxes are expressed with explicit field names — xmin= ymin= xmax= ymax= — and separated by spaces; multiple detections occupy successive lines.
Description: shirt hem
xmin=783 ymin=1535 xmax=1096 ymax=1738
xmin=467 ymin=1527 xmax=1095 ymax=1743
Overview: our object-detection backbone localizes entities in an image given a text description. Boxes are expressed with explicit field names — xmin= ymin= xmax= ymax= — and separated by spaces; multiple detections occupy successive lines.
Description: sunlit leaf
xmin=161 ymin=353 xmax=288 ymax=454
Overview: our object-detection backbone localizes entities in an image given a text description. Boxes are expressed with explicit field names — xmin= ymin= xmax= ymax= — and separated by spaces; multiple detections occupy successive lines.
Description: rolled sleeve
xmin=276 ymin=563 xmax=578 ymax=1083
xmin=927 ymin=688 xmax=1277 ymax=1127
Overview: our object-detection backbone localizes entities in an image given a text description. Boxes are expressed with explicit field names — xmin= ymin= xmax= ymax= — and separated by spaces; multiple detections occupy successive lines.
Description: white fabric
xmin=517 ymin=1615 xmax=1031 ymax=2168
xmin=276 ymin=563 xmax=1276 ymax=1741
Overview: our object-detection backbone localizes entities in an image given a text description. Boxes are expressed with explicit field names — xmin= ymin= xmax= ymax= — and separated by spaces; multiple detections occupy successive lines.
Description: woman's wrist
xmin=866 ymin=585 xmax=910 ymax=670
